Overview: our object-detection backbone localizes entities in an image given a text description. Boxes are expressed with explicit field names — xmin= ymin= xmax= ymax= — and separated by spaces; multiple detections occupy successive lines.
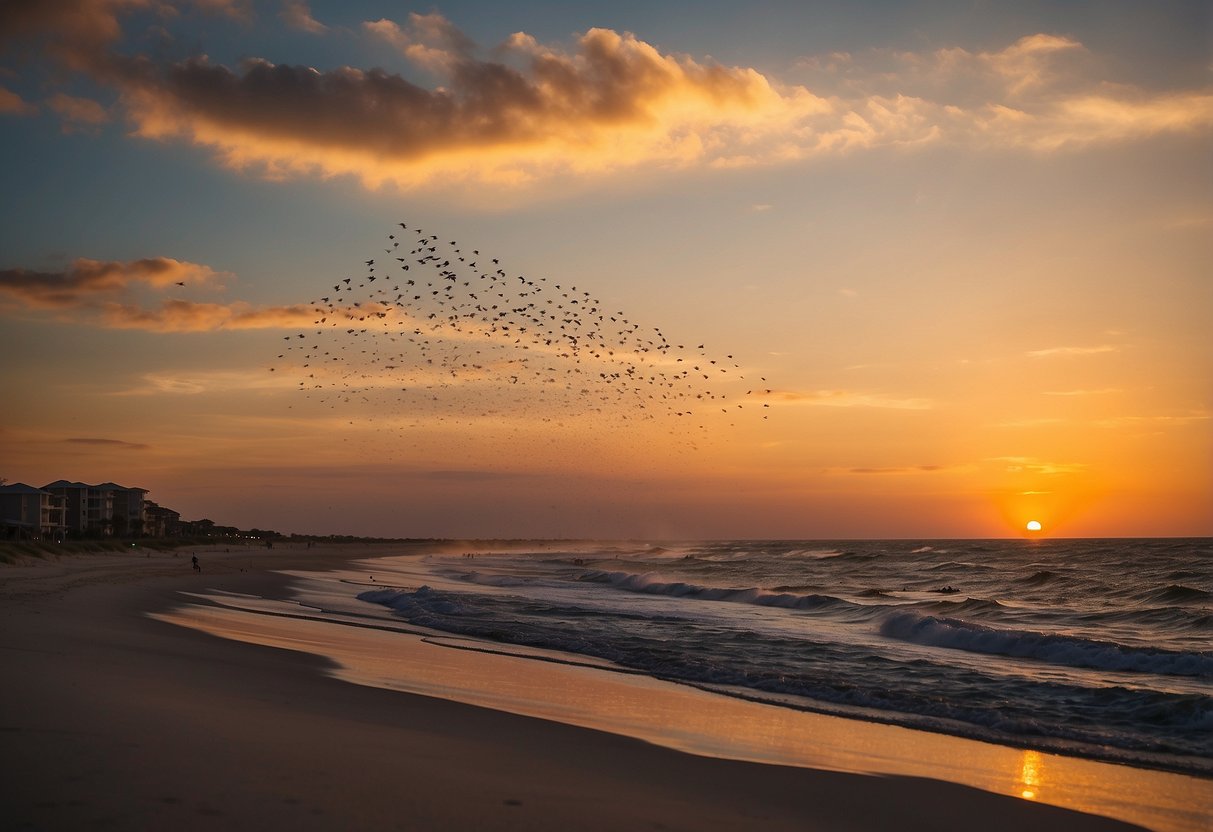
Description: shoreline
xmin=0 ymin=545 xmax=1202 ymax=830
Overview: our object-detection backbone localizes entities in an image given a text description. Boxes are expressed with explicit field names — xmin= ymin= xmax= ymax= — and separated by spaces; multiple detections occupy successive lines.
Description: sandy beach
xmin=0 ymin=544 xmax=1175 ymax=831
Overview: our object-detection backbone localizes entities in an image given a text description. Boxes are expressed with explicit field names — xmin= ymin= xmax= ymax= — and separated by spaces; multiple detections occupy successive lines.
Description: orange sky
xmin=1 ymin=2 xmax=1209 ymax=538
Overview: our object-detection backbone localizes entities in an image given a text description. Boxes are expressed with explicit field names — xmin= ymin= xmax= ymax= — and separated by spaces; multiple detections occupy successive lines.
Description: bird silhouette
xmin=277 ymin=221 xmax=773 ymax=449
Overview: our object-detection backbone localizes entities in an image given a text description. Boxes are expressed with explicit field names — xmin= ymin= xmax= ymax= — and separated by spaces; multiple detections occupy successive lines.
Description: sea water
xmin=332 ymin=538 xmax=1212 ymax=778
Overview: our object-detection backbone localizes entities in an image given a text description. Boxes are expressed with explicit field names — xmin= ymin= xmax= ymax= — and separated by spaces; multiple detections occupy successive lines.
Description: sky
xmin=0 ymin=0 xmax=1210 ymax=539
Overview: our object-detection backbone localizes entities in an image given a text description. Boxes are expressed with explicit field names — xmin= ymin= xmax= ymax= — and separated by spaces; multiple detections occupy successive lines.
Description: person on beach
xmin=192 ymin=555 xmax=200 ymax=574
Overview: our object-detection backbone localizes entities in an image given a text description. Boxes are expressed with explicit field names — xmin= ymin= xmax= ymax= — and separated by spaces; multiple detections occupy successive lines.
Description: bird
xmin=274 ymin=220 xmax=770 ymax=447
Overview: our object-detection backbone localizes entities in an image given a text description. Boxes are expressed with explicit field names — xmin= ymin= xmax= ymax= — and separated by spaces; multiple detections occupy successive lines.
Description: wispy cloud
xmin=113 ymin=368 xmax=297 ymax=396
xmin=1042 ymin=387 xmax=1123 ymax=396
xmin=0 ymin=257 xmax=226 ymax=309
xmin=0 ymin=256 xmax=318 ymax=332
xmin=844 ymin=465 xmax=942 ymax=474
xmin=47 ymin=92 xmax=109 ymax=132
xmin=1092 ymin=412 xmax=1212 ymax=428
xmin=64 ymin=436 xmax=149 ymax=450
xmin=989 ymin=456 xmax=1086 ymax=475
xmin=775 ymin=389 xmax=933 ymax=410
xmin=0 ymin=85 xmax=36 ymax=115
xmin=422 ymin=469 xmax=529 ymax=482
xmin=101 ymin=299 xmax=323 ymax=332
xmin=5 ymin=5 xmax=1207 ymax=192
xmin=280 ymin=0 xmax=326 ymax=34
xmin=1025 ymin=344 xmax=1118 ymax=358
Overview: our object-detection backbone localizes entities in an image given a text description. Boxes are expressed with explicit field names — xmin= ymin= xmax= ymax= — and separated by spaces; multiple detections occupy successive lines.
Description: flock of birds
xmin=273 ymin=223 xmax=771 ymax=442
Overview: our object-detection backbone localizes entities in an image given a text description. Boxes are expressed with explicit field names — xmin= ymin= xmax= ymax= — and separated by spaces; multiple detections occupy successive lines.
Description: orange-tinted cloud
xmin=6 ymin=6 xmax=1211 ymax=190
xmin=0 ymin=85 xmax=36 ymax=115
xmin=989 ymin=456 xmax=1087 ymax=475
xmin=65 ymin=436 xmax=149 ymax=449
xmin=0 ymin=256 xmax=319 ymax=332
xmin=101 ymin=299 xmax=323 ymax=332
xmin=113 ymin=368 xmax=299 ymax=395
xmin=774 ymin=389 xmax=934 ymax=410
xmin=47 ymin=92 xmax=110 ymax=132
xmin=116 ymin=18 xmax=826 ymax=189
xmin=0 ymin=0 xmax=158 ymax=73
xmin=280 ymin=0 xmax=326 ymax=34
xmin=0 ymin=257 xmax=225 ymax=309
xmin=1025 ymin=344 xmax=1118 ymax=358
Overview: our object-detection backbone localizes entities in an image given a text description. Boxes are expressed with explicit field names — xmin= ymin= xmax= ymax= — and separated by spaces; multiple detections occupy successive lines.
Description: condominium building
xmin=38 ymin=480 xmax=147 ymax=537
xmin=0 ymin=483 xmax=65 ymax=539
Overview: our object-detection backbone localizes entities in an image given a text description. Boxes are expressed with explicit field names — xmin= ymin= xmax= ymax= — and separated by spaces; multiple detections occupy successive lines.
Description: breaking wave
xmin=880 ymin=611 xmax=1213 ymax=677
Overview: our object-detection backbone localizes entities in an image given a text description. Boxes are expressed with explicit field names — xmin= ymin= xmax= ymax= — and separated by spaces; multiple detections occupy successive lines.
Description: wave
xmin=927 ymin=560 xmax=995 ymax=571
xmin=1020 ymin=570 xmax=1060 ymax=586
xmin=1150 ymin=584 xmax=1212 ymax=604
xmin=353 ymin=584 xmax=1213 ymax=772
xmin=458 ymin=572 xmax=528 ymax=588
xmin=920 ymin=597 xmax=1006 ymax=616
xmin=580 ymin=569 xmax=862 ymax=614
xmin=782 ymin=548 xmax=844 ymax=559
xmin=880 ymin=611 xmax=1213 ymax=677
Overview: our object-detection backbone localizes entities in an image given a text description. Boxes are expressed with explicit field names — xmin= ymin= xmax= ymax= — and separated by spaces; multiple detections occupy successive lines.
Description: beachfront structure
xmin=39 ymin=480 xmax=148 ymax=537
xmin=4 ymin=478 xmax=260 ymax=540
xmin=143 ymin=501 xmax=181 ymax=537
xmin=0 ymin=483 xmax=65 ymax=540
xmin=100 ymin=482 xmax=148 ymax=537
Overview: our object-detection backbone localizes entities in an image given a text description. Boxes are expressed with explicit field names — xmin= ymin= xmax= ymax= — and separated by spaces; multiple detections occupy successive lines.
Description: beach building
xmin=39 ymin=480 xmax=152 ymax=537
xmin=40 ymin=481 xmax=106 ymax=536
xmin=143 ymin=501 xmax=181 ymax=537
xmin=42 ymin=480 xmax=109 ymax=536
xmin=99 ymin=482 xmax=148 ymax=537
xmin=0 ymin=483 xmax=65 ymax=539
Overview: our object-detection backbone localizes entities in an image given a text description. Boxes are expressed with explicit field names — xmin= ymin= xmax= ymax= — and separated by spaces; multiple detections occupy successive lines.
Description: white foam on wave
xmin=581 ymin=569 xmax=856 ymax=612
xmin=880 ymin=611 xmax=1213 ymax=678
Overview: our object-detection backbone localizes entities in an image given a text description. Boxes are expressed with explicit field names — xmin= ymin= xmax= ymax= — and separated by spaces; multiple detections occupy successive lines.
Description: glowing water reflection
xmin=1019 ymin=750 xmax=1044 ymax=800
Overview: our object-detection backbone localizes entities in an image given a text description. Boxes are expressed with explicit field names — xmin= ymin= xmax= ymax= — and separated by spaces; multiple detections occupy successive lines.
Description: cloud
xmin=114 ymin=368 xmax=297 ymax=395
xmin=64 ymin=436 xmax=149 ymax=449
xmin=47 ymin=92 xmax=110 ymax=132
xmin=1092 ymin=412 xmax=1212 ymax=428
xmin=989 ymin=456 xmax=1086 ymax=475
xmin=0 ymin=85 xmax=36 ymax=115
xmin=193 ymin=0 xmax=253 ymax=23
xmin=1042 ymin=387 xmax=1123 ymax=396
xmin=775 ymin=389 xmax=933 ymax=410
xmin=100 ymin=299 xmax=323 ymax=332
xmin=280 ymin=0 xmax=326 ymax=34
xmin=0 ymin=0 xmax=159 ymax=73
xmin=1025 ymin=344 xmax=1118 ymax=358
xmin=845 ymin=465 xmax=943 ymax=474
xmin=0 ymin=256 xmax=320 ymax=332
xmin=422 ymin=469 xmax=527 ymax=482
xmin=6 ymin=7 xmax=1211 ymax=191
xmin=0 ymin=257 xmax=225 ymax=309
xmin=114 ymin=20 xmax=828 ymax=189
xmin=364 ymin=12 xmax=474 ymax=72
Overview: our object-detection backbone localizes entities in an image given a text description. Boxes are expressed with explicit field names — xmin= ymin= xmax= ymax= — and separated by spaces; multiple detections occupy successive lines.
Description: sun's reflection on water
xmin=1018 ymin=749 xmax=1044 ymax=800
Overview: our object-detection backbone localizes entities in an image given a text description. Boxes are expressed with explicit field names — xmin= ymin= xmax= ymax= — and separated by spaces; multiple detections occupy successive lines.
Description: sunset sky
xmin=1 ymin=1 xmax=1209 ymax=539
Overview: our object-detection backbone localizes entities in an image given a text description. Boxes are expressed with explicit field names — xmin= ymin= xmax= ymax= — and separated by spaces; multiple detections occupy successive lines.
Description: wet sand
xmin=0 ymin=545 xmax=1151 ymax=831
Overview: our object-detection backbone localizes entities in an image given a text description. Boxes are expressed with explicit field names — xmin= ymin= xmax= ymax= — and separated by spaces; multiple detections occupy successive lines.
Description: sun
xmin=1026 ymin=520 xmax=1043 ymax=532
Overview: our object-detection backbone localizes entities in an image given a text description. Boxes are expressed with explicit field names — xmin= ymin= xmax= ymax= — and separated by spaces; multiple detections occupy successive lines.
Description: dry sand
xmin=0 ymin=545 xmax=1148 ymax=831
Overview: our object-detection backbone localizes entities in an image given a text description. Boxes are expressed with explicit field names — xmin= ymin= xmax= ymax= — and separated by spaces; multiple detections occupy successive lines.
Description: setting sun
xmin=1026 ymin=520 xmax=1043 ymax=532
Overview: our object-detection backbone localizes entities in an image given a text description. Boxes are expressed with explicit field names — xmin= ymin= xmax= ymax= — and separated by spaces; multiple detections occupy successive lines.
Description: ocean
xmin=335 ymin=538 xmax=1212 ymax=778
